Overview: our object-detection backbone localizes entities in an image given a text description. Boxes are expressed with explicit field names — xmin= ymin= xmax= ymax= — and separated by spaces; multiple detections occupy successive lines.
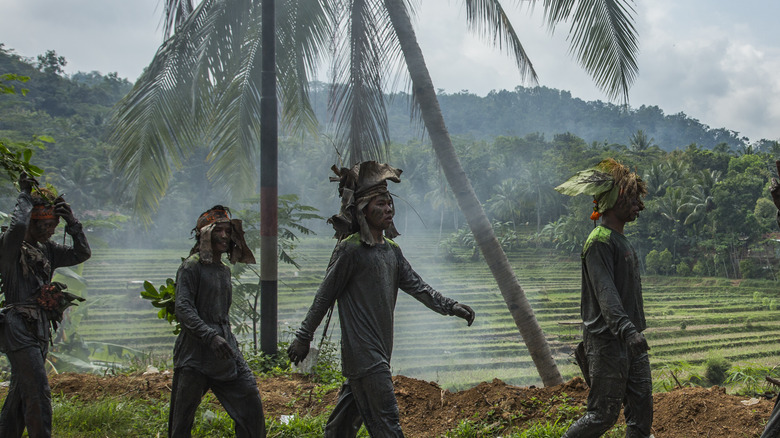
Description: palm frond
xmin=163 ymin=0 xmax=196 ymax=37
xmin=276 ymin=0 xmax=333 ymax=136
xmin=540 ymin=0 xmax=638 ymax=103
xmin=464 ymin=0 xmax=538 ymax=84
xmin=206 ymin=2 xmax=264 ymax=198
xmin=109 ymin=19 xmax=206 ymax=222
xmin=328 ymin=0 xmax=392 ymax=163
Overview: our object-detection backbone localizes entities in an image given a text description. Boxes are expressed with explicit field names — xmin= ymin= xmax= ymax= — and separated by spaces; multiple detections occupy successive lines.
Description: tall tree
xmin=110 ymin=0 xmax=639 ymax=386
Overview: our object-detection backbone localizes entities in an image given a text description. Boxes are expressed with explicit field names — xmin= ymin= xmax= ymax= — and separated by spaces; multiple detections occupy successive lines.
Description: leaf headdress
xmin=555 ymin=158 xmax=646 ymax=220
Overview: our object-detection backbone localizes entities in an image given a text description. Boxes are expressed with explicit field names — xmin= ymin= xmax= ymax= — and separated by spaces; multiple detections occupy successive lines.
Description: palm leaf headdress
xmin=555 ymin=158 xmax=646 ymax=220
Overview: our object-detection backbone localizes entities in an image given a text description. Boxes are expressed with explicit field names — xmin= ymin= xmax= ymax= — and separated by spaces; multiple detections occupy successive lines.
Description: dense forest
xmin=1 ymin=44 xmax=779 ymax=280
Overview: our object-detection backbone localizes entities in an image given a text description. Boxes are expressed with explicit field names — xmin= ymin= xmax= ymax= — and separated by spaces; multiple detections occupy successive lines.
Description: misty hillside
xmin=306 ymin=82 xmax=750 ymax=151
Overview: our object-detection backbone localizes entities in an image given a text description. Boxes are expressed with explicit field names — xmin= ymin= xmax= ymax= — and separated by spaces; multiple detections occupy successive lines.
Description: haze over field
xmin=1 ymin=0 xmax=779 ymax=142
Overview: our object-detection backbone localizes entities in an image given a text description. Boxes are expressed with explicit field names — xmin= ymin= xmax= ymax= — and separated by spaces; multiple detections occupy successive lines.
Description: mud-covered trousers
xmin=324 ymin=366 xmax=404 ymax=437
xmin=0 ymin=346 xmax=51 ymax=438
xmin=761 ymin=395 xmax=780 ymax=437
xmin=563 ymin=330 xmax=653 ymax=438
xmin=168 ymin=366 xmax=266 ymax=437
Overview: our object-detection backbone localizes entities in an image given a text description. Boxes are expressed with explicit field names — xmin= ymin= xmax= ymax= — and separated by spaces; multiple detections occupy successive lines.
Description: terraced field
xmin=73 ymin=232 xmax=780 ymax=389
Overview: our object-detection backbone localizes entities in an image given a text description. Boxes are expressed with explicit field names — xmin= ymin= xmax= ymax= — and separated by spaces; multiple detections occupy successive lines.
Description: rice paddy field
xmin=74 ymin=230 xmax=780 ymax=390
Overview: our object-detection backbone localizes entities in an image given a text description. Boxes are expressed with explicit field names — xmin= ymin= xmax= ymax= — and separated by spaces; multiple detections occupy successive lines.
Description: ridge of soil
xmin=8 ymin=372 xmax=774 ymax=437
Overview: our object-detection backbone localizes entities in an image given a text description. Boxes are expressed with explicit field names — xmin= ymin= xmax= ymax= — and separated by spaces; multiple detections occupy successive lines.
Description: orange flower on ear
xmin=590 ymin=211 xmax=601 ymax=221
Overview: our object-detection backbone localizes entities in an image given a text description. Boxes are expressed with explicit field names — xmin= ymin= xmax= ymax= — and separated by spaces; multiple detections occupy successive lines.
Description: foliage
xmin=439 ymin=226 xmax=480 ymax=262
xmin=0 ymin=72 xmax=29 ymax=95
xmin=140 ymin=278 xmax=178 ymax=334
xmin=704 ymin=354 xmax=732 ymax=386
xmin=242 ymin=341 xmax=292 ymax=376
xmin=653 ymin=361 xmax=705 ymax=392
xmin=308 ymin=337 xmax=346 ymax=386
xmin=725 ymin=363 xmax=780 ymax=397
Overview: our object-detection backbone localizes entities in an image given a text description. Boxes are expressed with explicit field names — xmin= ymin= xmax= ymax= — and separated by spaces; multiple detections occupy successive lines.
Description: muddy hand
xmin=626 ymin=332 xmax=649 ymax=357
xmin=210 ymin=335 xmax=234 ymax=359
xmin=18 ymin=172 xmax=37 ymax=195
xmin=287 ymin=338 xmax=310 ymax=365
xmin=452 ymin=303 xmax=475 ymax=326
xmin=54 ymin=201 xmax=77 ymax=226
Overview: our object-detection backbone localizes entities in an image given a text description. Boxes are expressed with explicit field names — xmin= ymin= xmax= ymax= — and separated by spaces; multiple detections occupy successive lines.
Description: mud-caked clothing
xmin=296 ymin=234 xmax=457 ymax=377
xmin=579 ymin=225 xmax=645 ymax=340
xmin=168 ymin=254 xmax=265 ymax=438
xmin=763 ymin=214 xmax=780 ymax=438
xmin=0 ymin=192 xmax=91 ymax=438
xmin=295 ymin=233 xmax=460 ymax=437
xmin=325 ymin=367 xmax=403 ymax=438
xmin=563 ymin=225 xmax=653 ymax=438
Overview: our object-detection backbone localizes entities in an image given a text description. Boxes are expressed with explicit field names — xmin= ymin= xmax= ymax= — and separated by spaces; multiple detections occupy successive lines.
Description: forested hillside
xmin=307 ymin=82 xmax=755 ymax=151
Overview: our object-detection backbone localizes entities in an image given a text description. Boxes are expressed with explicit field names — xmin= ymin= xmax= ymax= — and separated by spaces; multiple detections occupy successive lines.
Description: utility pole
xmin=260 ymin=0 xmax=278 ymax=356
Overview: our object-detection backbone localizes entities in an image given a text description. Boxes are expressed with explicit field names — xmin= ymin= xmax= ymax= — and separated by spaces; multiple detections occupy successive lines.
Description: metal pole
xmin=260 ymin=0 xmax=278 ymax=356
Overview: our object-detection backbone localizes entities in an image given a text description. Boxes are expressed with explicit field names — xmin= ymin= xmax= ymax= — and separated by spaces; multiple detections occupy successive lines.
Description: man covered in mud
xmin=761 ymin=159 xmax=780 ymax=438
xmin=287 ymin=161 xmax=475 ymax=437
xmin=555 ymin=159 xmax=652 ymax=438
xmin=168 ymin=206 xmax=265 ymax=437
xmin=0 ymin=173 xmax=91 ymax=437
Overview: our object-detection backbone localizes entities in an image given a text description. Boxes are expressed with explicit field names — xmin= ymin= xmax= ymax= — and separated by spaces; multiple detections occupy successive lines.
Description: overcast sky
xmin=1 ymin=0 xmax=779 ymax=142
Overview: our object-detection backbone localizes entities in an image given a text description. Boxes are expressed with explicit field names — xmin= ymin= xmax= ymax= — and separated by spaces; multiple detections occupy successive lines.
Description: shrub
xmin=645 ymin=250 xmax=660 ymax=274
xmin=692 ymin=260 xmax=708 ymax=276
xmin=705 ymin=355 xmax=732 ymax=386
xmin=676 ymin=262 xmax=691 ymax=277
xmin=740 ymin=258 xmax=762 ymax=279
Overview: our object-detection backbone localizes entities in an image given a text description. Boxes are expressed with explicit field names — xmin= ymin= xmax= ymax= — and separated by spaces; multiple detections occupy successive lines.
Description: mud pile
xmin=25 ymin=373 xmax=772 ymax=437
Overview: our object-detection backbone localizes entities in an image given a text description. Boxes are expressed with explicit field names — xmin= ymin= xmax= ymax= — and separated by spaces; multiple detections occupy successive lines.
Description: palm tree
xmin=486 ymin=179 xmax=523 ymax=229
xmin=111 ymin=0 xmax=639 ymax=386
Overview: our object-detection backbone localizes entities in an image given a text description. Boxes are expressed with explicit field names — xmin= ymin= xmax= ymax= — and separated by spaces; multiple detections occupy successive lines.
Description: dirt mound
xmin=7 ymin=373 xmax=773 ymax=437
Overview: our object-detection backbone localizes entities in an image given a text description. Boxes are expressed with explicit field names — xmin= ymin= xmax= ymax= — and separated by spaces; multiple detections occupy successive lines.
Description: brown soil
xmin=7 ymin=373 xmax=775 ymax=437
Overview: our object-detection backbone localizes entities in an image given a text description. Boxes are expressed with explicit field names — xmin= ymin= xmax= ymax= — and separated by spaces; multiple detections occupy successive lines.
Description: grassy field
xmin=73 ymin=229 xmax=780 ymax=390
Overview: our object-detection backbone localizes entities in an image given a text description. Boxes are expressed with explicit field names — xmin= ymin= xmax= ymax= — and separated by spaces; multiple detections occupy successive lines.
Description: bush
xmin=692 ymin=260 xmax=708 ymax=276
xmin=705 ymin=355 xmax=732 ymax=386
xmin=676 ymin=262 xmax=691 ymax=277
xmin=658 ymin=249 xmax=673 ymax=275
xmin=645 ymin=250 xmax=660 ymax=274
xmin=740 ymin=258 xmax=763 ymax=279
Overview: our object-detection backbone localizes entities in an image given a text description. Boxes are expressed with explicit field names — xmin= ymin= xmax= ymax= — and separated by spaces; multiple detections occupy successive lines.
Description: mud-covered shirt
xmin=173 ymin=254 xmax=249 ymax=380
xmin=580 ymin=225 xmax=645 ymax=341
xmin=0 ymin=192 xmax=91 ymax=351
xmin=296 ymin=234 xmax=457 ymax=378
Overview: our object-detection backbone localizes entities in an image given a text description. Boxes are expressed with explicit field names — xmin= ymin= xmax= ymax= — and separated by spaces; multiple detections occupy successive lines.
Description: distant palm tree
xmin=629 ymin=129 xmax=655 ymax=152
xmin=680 ymin=169 xmax=720 ymax=227
xmin=486 ymin=179 xmax=523 ymax=229
xmin=111 ymin=0 xmax=639 ymax=386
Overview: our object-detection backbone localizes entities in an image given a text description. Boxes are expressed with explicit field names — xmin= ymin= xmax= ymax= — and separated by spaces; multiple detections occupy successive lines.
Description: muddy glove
xmin=452 ymin=303 xmax=475 ymax=326
xmin=626 ymin=331 xmax=649 ymax=357
xmin=210 ymin=335 xmax=234 ymax=359
xmin=287 ymin=337 xmax=310 ymax=365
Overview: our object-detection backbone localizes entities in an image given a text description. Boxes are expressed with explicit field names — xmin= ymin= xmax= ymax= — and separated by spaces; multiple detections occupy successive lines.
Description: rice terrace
xmin=4 ymin=230 xmax=779 ymax=436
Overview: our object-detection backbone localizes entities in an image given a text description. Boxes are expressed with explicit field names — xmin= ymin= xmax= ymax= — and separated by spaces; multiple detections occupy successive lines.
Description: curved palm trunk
xmin=384 ymin=0 xmax=562 ymax=386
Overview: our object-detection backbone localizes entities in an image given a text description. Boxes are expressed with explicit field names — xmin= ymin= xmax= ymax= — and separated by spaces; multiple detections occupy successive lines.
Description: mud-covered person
xmin=168 ymin=206 xmax=265 ymax=438
xmin=760 ymin=159 xmax=780 ymax=438
xmin=555 ymin=159 xmax=652 ymax=438
xmin=0 ymin=172 xmax=91 ymax=438
xmin=287 ymin=161 xmax=476 ymax=438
